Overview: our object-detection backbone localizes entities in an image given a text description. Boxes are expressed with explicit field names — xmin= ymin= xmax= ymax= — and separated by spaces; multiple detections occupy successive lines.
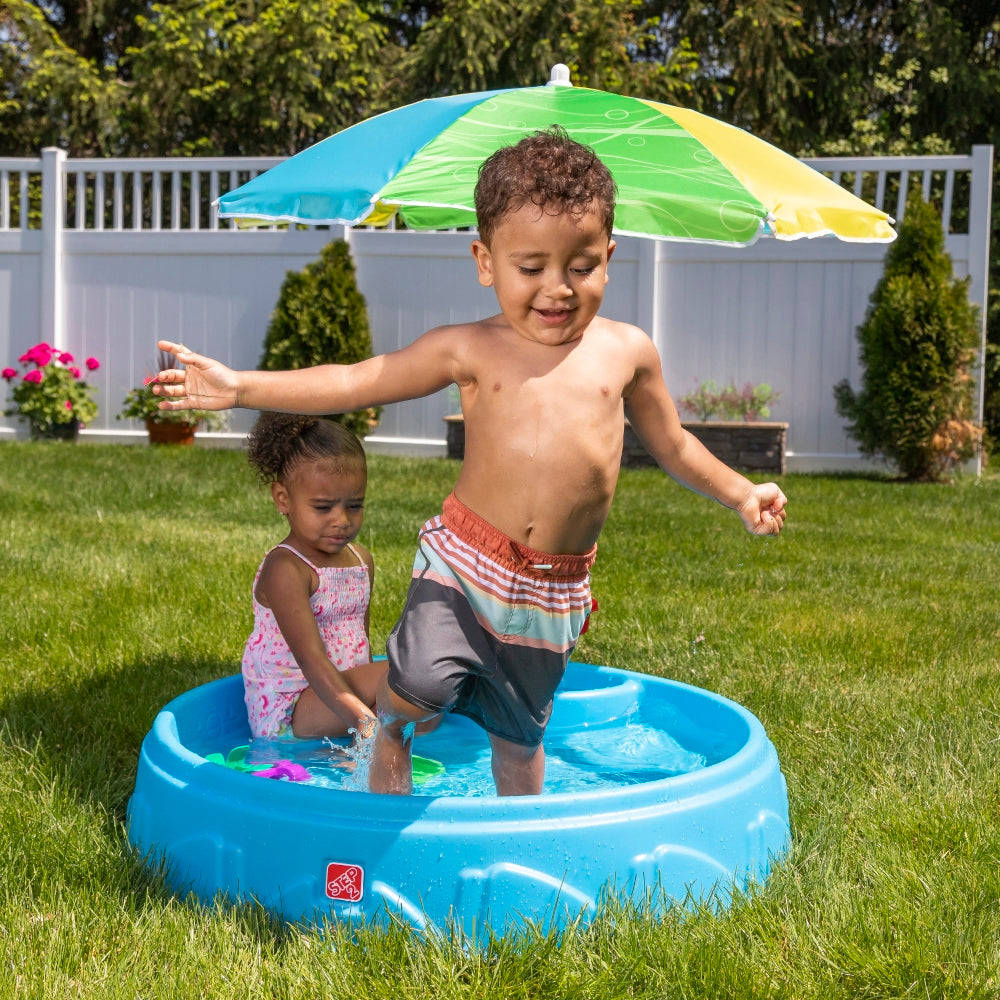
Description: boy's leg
xmin=369 ymin=673 xmax=440 ymax=795
xmin=488 ymin=733 xmax=546 ymax=796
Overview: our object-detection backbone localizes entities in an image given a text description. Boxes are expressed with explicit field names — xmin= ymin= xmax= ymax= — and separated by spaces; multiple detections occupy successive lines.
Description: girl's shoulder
xmin=264 ymin=540 xmax=370 ymax=576
xmin=346 ymin=541 xmax=375 ymax=575
xmin=255 ymin=543 xmax=318 ymax=605
xmin=266 ymin=542 xmax=317 ymax=569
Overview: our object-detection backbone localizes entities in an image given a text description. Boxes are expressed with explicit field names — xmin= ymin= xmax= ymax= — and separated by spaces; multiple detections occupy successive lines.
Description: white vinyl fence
xmin=0 ymin=145 xmax=993 ymax=472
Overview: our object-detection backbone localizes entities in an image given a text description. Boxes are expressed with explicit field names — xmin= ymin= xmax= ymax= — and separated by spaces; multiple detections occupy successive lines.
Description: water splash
xmin=335 ymin=724 xmax=377 ymax=793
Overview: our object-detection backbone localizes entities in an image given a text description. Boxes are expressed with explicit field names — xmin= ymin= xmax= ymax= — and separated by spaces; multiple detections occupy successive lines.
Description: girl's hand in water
xmin=354 ymin=714 xmax=378 ymax=743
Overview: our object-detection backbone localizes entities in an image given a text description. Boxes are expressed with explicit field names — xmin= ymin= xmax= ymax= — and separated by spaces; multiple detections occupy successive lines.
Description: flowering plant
xmin=117 ymin=350 xmax=225 ymax=429
xmin=678 ymin=379 xmax=781 ymax=422
xmin=2 ymin=342 xmax=100 ymax=432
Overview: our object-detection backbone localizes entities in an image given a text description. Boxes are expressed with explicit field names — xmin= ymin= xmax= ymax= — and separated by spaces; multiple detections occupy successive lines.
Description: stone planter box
xmin=445 ymin=415 xmax=787 ymax=475
xmin=623 ymin=420 xmax=788 ymax=474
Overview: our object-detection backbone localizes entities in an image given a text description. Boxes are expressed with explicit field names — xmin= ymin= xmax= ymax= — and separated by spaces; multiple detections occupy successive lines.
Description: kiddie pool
xmin=127 ymin=661 xmax=790 ymax=938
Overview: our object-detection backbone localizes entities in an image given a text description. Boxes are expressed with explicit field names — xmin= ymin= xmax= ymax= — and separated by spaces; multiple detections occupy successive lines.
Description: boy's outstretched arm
xmin=624 ymin=337 xmax=786 ymax=536
xmin=153 ymin=335 xmax=458 ymax=414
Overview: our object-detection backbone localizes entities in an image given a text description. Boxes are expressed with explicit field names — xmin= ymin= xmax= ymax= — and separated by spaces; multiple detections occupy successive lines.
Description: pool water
xmin=243 ymin=710 xmax=708 ymax=797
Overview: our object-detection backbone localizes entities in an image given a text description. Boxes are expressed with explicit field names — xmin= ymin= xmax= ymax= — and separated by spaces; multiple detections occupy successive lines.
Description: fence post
xmin=40 ymin=147 xmax=67 ymax=351
xmin=968 ymin=145 xmax=994 ymax=474
xmin=636 ymin=237 xmax=663 ymax=354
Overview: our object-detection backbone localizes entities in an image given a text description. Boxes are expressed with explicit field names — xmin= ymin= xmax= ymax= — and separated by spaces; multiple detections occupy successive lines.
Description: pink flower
xmin=69 ymin=367 xmax=82 ymax=378
xmin=1 ymin=368 xmax=15 ymax=380
xmin=142 ymin=375 xmax=156 ymax=385
xmin=64 ymin=400 xmax=72 ymax=411
xmin=22 ymin=344 xmax=54 ymax=367
xmin=58 ymin=351 xmax=74 ymax=365
xmin=23 ymin=369 xmax=43 ymax=384
xmin=86 ymin=357 xmax=100 ymax=371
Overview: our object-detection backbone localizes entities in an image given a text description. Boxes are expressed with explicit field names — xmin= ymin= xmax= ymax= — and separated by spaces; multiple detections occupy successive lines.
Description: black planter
xmin=29 ymin=420 xmax=80 ymax=442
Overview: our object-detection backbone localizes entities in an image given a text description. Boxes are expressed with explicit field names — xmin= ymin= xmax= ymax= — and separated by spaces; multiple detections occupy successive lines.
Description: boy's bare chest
xmin=469 ymin=348 xmax=629 ymax=421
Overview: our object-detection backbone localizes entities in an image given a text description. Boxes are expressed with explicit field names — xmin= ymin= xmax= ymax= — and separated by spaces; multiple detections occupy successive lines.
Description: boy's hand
xmin=152 ymin=339 xmax=239 ymax=411
xmin=737 ymin=483 xmax=787 ymax=536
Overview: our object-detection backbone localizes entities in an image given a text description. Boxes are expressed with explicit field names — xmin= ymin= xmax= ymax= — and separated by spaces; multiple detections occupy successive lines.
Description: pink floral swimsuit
xmin=242 ymin=542 xmax=371 ymax=738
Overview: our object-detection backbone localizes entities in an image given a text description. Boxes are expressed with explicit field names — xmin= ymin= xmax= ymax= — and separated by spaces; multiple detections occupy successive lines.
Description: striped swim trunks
xmin=385 ymin=493 xmax=596 ymax=746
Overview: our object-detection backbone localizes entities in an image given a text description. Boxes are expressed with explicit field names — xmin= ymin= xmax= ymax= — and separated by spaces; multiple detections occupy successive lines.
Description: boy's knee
xmin=489 ymin=733 xmax=543 ymax=765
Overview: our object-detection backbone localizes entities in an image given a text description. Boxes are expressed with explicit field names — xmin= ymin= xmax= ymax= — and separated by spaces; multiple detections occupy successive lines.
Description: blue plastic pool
xmin=127 ymin=661 xmax=790 ymax=937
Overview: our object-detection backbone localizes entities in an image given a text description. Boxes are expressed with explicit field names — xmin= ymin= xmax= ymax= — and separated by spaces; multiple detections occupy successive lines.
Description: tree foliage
xmin=382 ymin=0 xmax=696 ymax=104
xmin=1 ymin=0 xmax=386 ymax=157
xmin=124 ymin=0 xmax=386 ymax=156
xmin=5 ymin=1 xmax=997 ymax=160
xmin=834 ymin=195 xmax=982 ymax=481
xmin=0 ymin=0 xmax=125 ymax=155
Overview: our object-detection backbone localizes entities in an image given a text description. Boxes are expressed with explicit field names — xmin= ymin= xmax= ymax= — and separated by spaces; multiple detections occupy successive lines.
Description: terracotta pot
xmin=145 ymin=418 xmax=197 ymax=446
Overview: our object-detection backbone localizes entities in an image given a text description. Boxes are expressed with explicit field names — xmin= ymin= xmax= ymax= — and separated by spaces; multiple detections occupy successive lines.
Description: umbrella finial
xmin=548 ymin=64 xmax=572 ymax=87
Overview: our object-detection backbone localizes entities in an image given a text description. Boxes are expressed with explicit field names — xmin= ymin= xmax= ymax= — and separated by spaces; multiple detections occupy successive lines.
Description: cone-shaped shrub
xmin=834 ymin=194 xmax=982 ymax=481
xmin=260 ymin=240 xmax=381 ymax=440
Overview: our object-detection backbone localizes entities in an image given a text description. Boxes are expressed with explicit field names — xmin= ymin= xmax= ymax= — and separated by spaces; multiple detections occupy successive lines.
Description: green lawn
xmin=2 ymin=442 xmax=998 ymax=998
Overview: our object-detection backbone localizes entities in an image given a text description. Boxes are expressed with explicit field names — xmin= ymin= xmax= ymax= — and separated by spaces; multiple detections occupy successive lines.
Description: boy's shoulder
xmin=588 ymin=313 xmax=646 ymax=336
xmin=583 ymin=315 xmax=658 ymax=355
xmin=418 ymin=316 xmax=499 ymax=341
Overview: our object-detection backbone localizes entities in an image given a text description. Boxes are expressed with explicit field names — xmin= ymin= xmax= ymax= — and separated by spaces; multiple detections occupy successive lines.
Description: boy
xmin=154 ymin=128 xmax=787 ymax=797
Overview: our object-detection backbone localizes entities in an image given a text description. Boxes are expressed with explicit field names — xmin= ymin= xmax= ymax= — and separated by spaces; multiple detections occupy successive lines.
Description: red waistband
xmin=441 ymin=493 xmax=596 ymax=578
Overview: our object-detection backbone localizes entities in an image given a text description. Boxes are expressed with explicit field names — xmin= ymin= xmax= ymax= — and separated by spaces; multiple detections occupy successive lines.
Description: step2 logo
xmin=325 ymin=862 xmax=364 ymax=901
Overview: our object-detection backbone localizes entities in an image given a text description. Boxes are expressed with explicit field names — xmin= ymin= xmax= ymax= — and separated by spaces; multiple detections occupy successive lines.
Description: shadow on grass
xmin=782 ymin=468 xmax=901 ymax=483
xmin=0 ymin=650 xmax=232 ymax=818
xmin=0 ymin=652 xmax=302 ymax=943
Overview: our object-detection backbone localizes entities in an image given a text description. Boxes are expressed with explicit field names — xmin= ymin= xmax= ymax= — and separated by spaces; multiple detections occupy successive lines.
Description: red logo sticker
xmin=325 ymin=862 xmax=364 ymax=901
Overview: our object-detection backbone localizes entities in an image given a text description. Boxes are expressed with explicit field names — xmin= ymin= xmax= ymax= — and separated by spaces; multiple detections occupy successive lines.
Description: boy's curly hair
xmin=474 ymin=126 xmax=616 ymax=246
xmin=246 ymin=412 xmax=366 ymax=485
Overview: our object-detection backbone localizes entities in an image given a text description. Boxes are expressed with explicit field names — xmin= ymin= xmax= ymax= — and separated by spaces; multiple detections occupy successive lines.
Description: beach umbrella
xmin=217 ymin=65 xmax=895 ymax=247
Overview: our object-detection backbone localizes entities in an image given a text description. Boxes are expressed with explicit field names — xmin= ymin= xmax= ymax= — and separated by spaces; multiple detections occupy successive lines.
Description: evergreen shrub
xmin=833 ymin=194 xmax=982 ymax=481
xmin=259 ymin=240 xmax=382 ymax=440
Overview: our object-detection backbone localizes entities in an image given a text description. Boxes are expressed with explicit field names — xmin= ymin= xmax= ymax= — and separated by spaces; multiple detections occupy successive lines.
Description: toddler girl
xmin=242 ymin=412 xmax=381 ymax=740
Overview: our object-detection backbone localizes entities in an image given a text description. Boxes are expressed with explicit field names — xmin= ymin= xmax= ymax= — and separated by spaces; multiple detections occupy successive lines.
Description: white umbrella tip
xmin=548 ymin=64 xmax=572 ymax=87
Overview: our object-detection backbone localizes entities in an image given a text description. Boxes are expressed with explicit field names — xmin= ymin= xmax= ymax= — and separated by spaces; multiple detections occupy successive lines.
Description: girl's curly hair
xmin=474 ymin=126 xmax=617 ymax=246
xmin=245 ymin=412 xmax=366 ymax=485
